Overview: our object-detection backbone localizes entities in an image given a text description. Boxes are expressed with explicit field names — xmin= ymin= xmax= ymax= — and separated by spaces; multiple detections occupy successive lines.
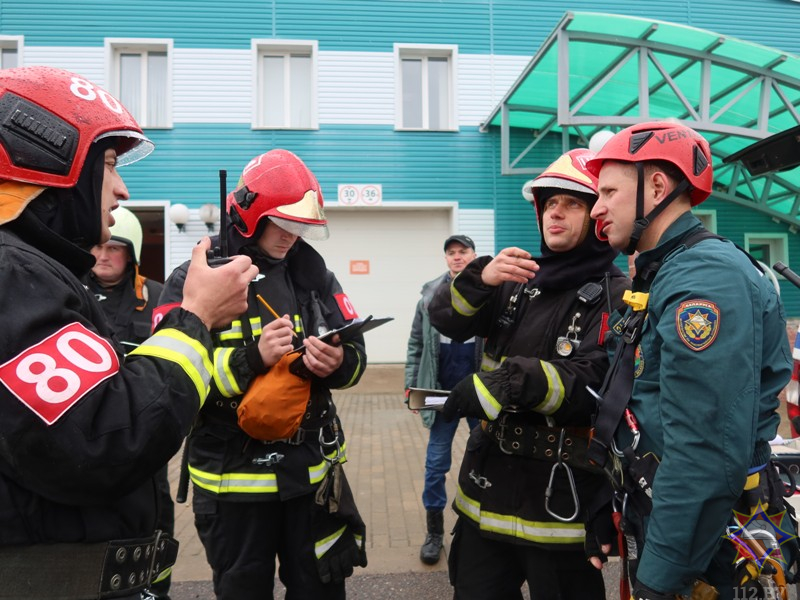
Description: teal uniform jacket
xmin=611 ymin=212 xmax=791 ymax=594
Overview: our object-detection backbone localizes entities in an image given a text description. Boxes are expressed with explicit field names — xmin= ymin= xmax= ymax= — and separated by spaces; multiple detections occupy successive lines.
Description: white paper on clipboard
xmin=407 ymin=387 xmax=450 ymax=412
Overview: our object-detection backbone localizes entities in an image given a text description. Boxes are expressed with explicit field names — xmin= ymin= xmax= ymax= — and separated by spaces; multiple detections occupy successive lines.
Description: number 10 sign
xmin=338 ymin=184 xmax=383 ymax=206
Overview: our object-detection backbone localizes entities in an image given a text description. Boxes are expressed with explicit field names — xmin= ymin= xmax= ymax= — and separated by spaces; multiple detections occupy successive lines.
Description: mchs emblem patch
xmin=676 ymin=299 xmax=720 ymax=351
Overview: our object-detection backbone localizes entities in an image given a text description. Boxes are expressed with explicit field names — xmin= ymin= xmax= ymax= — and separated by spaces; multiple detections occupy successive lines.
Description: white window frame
xmin=692 ymin=208 xmax=717 ymax=233
xmin=394 ymin=43 xmax=458 ymax=132
xmin=252 ymin=39 xmax=318 ymax=130
xmin=105 ymin=38 xmax=173 ymax=129
xmin=744 ymin=233 xmax=788 ymax=273
xmin=0 ymin=35 xmax=23 ymax=69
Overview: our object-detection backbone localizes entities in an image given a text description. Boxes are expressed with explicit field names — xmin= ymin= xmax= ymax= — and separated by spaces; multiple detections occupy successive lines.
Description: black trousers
xmin=449 ymin=518 xmax=606 ymax=600
xmin=194 ymin=491 xmax=346 ymax=600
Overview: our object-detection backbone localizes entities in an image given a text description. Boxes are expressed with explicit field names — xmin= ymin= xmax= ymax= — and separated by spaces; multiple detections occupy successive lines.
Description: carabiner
xmin=319 ymin=424 xmax=344 ymax=465
xmin=544 ymin=429 xmax=580 ymax=522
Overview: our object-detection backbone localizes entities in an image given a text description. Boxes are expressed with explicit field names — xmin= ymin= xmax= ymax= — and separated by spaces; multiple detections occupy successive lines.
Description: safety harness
xmin=587 ymin=228 xmax=800 ymax=599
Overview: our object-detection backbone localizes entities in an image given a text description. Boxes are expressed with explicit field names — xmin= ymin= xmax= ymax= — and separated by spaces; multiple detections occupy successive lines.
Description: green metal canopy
xmin=482 ymin=11 xmax=800 ymax=227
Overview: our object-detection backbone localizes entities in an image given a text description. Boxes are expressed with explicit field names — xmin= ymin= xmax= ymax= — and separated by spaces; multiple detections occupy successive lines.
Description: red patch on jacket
xmin=152 ymin=302 xmax=181 ymax=332
xmin=0 ymin=322 xmax=120 ymax=425
xmin=335 ymin=293 xmax=359 ymax=320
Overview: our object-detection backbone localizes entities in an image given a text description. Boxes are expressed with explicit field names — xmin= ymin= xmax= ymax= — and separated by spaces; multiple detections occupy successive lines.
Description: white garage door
xmin=307 ymin=206 xmax=452 ymax=363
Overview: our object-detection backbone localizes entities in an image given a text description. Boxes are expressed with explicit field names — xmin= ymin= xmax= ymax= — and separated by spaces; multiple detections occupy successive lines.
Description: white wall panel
xmin=458 ymin=54 xmax=529 ymax=127
xmin=318 ymin=51 xmax=394 ymax=125
xmin=173 ymin=48 xmax=251 ymax=123
xmin=20 ymin=47 xmax=530 ymax=128
xmin=457 ymin=208 xmax=495 ymax=256
xmin=23 ymin=46 xmax=105 ymax=86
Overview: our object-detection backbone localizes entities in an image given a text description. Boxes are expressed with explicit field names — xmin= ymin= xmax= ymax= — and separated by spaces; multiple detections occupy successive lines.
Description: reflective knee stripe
xmin=455 ymin=485 xmax=585 ymax=544
xmin=532 ymin=360 xmax=564 ymax=415
xmin=212 ymin=347 xmax=243 ymax=398
xmin=451 ymin=281 xmax=481 ymax=317
xmin=315 ymin=525 xmax=347 ymax=559
xmin=473 ymin=374 xmax=502 ymax=420
xmin=130 ymin=329 xmax=212 ymax=404
xmin=188 ymin=464 xmax=278 ymax=494
xmin=340 ymin=343 xmax=364 ymax=389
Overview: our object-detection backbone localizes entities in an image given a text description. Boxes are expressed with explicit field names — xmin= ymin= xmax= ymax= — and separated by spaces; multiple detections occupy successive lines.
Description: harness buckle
xmin=469 ymin=469 xmax=493 ymax=489
xmin=252 ymin=451 xmax=284 ymax=466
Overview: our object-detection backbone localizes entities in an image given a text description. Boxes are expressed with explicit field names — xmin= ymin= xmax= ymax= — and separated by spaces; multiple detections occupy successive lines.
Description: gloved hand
xmin=441 ymin=374 xmax=502 ymax=423
xmin=584 ymin=500 xmax=617 ymax=569
xmin=631 ymin=582 xmax=675 ymax=600
xmin=317 ymin=537 xmax=367 ymax=584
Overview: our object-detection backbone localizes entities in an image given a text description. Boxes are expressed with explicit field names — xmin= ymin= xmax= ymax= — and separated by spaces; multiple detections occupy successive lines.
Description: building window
xmin=106 ymin=39 xmax=172 ymax=128
xmin=744 ymin=233 xmax=788 ymax=270
xmin=253 ymin=40 xmax=318 ymax=129
xmin=395 ymin=44 xmax=457 ymax=131
xmin=0 ymin=36 xmax=22 ymax=69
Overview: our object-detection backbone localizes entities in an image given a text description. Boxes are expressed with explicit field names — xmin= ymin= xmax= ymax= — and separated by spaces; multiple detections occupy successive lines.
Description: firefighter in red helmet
xmin=586 ymin=121 xmax=795 ymax=599
xmin=0 ymin=66 xmax=256 ymax=599
xmin=427 ymin=148 xmax=630 ymax=599
xmin=159 ymin=148 xmax=368 ymax=599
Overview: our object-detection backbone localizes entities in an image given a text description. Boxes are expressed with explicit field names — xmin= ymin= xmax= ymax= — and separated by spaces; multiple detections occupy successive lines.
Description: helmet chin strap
xmin=624 ymin=162 xmax=692 ymax=255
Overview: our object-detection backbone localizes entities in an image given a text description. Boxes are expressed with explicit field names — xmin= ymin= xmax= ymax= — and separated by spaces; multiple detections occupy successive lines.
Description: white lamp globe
xmin=589 ymin=130 xmax=615 ymax=153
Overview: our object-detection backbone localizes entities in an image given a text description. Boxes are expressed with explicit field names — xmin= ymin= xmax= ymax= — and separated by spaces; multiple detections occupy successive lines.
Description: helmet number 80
xmin=69 ymin=77 xmax=124 ymax=115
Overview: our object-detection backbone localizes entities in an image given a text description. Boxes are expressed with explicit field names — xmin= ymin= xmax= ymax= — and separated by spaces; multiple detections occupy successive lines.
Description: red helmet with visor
xmin=0 ymin=66 xmax=153 ymax=188
xmin=227 ymin=149 xmax=329 ymax=241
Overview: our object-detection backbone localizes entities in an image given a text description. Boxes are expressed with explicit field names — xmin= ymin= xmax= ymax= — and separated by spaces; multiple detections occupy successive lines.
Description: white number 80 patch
xmin=0 ymin=323 xmax=120 ymax=425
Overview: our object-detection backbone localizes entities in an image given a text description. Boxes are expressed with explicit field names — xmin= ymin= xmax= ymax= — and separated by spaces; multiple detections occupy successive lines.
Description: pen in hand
xmin=256 ymin=294 xmax=298 ymax=338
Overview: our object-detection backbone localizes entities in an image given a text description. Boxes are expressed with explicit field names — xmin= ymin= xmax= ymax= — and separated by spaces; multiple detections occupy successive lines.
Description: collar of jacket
xmin=633 ymin=211 xmax=703 ymax=289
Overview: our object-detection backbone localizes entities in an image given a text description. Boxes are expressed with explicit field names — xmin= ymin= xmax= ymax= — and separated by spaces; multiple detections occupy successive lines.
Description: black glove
xmin=584 ymin=499 xmax=617 ymax=565
xmin=631 ymin=582 xmax=675 ymax=600
xmin=441 ymin=374 xmax=501 ymax=423
xmin=317 ymin=537 xmax=367 ymax=584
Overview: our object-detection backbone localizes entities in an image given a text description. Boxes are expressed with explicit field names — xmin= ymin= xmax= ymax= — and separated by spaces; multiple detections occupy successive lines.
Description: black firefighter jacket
xmin=158 ymin=239 xmax=367 ymax=503
xmin=428 ymin=255 xmax=629 ymax=550
xmin=0 ymin=224 xmax=210 ymax=546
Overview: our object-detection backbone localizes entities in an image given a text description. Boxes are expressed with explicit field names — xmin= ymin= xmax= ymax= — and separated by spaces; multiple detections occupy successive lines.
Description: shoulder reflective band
xmin=213 ymin=347 xmax=244 ymax=398
xmin=130 ymin=328 xmax=212 ymax=404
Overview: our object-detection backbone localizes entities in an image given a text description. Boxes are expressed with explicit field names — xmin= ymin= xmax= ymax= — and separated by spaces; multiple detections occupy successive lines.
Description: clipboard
xmin=407 ymin=387 xmax=450 ymax=412
xmin=292 ymin=315 xmax=393 ymax=353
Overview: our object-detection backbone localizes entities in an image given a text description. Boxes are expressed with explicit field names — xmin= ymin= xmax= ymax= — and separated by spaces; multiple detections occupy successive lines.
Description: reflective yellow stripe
xmin=451 ymin=280 xmax=481 ymax=317
xmin=213 ymin=347 xmax=243 ymax=398
xmin=339 ymin=343 xmax=364 ymax=389
xmin=130 ymin=329 xmax=211 ymax=404
xmin=455 ymin=485 xmax=585 ymax=544
xmin=249 ymin=316 xmax=263 ymax=337
xmin=315 ymin=525 xmax=347 ymax=558
xmin=218 ymin=316 xmax=262 ymax=341
xmin=480 ymin=354 xmax=503 ymax=372
xmin=473 ymin=374 xmax=502 ymax=420
xmin=309 ymin=442 xmax=348 ymax=484
xmin=534 ymin=360 xmax=564 ymax=415
xmin=188 ymin=464 xmax=278 ymax=494
xmin=218 ymin=320 xmax=243 ymax=341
